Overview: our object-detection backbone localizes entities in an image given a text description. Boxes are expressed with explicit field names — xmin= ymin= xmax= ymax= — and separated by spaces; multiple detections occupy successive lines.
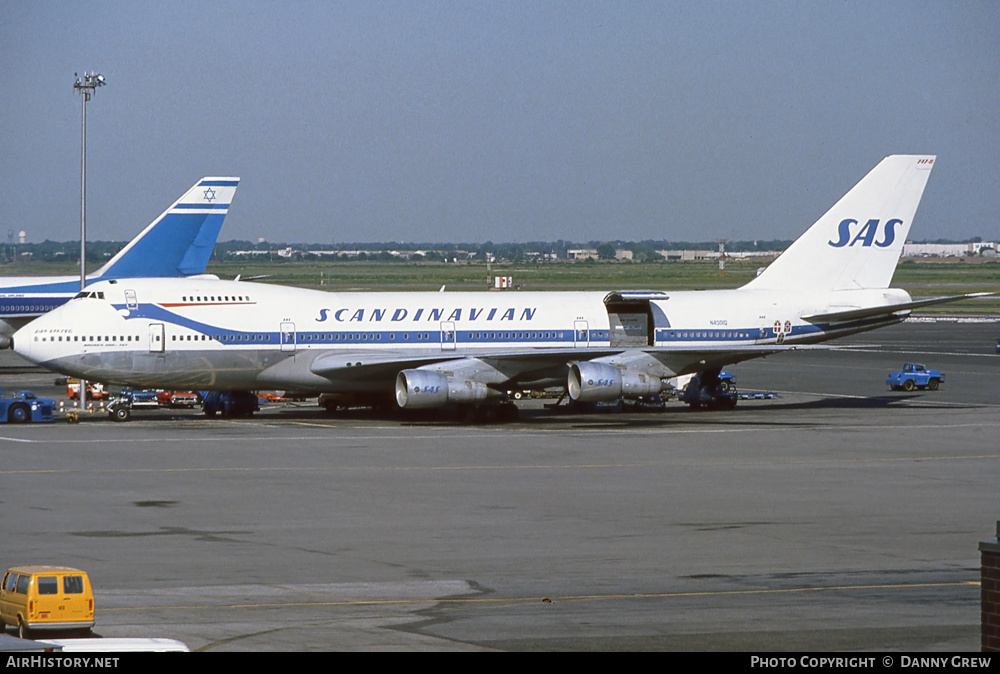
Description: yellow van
xmin=0 ymin=566 xmax=94 ymax=639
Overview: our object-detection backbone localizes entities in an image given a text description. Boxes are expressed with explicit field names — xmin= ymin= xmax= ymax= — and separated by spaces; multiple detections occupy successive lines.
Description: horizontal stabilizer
xmin=803 ymin=292 xmax=995 ymax=324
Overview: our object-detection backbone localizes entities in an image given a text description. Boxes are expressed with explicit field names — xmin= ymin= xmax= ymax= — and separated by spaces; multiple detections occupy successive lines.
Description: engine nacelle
xmin=568 ymin=361 xmax=663 ymax=402
xmin=395 ymin=369 xmax=492 ymax=409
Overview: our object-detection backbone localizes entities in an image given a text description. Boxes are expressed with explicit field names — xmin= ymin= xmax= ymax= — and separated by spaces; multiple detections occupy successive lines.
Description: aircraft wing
xmin=309 ymin=343 xmax=804 ymax=390
xmin=802 ymin=292 xmax=995 ymax=324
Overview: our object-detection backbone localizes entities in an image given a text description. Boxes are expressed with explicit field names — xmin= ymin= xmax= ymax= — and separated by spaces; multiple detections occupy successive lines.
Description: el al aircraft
xmin=12 ymin=156 xmax=986 ymax=420
xmin=0 ymin=177 xmax=238 ymax=347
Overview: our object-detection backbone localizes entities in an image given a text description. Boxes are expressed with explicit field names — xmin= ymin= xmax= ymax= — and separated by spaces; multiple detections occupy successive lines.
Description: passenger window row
xmin=35 ymin=335 xmax=140 ymax=342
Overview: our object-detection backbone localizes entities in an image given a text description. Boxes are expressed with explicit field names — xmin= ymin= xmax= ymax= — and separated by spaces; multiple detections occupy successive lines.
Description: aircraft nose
xmin=12 ymin=325 xmax=35 ymax=363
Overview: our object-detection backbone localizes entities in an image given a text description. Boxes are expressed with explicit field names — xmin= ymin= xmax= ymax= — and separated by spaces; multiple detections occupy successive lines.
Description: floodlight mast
xmin=73 ymin=72 xmax=104 ymax=291
xmin=73 ymin=72 xmax=105 ymax=414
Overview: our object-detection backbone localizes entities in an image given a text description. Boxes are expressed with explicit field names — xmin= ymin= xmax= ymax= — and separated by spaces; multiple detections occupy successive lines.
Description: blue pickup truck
xmin=887 ymin=363 xmax=944 ymax=391
xmin=0 ymin=390 xmax=55 ymax=423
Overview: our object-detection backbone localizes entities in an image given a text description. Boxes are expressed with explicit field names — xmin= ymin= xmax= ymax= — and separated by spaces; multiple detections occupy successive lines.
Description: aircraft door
xmin=755 ymin=314 xmax=772 ymax=342
xmin=280 ymin=322 xmax=296 ymax=352
xmin=125 ymin=289 xmax=138 ymax=311
xmin=604 ymin=295 xmax=654 ymax=347
xmin=441 ymin=321 xmax=457 ymax=350
xmin=574 ymin=320 xmax=590 ymax=347
xmin=149 ymin=323 xmax=164 ymax=353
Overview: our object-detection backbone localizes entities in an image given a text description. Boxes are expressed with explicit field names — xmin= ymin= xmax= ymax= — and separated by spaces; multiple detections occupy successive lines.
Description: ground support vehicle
xmin=623 ymin=395 xmax=667 ymax=412
xmin=66 ymin=379 xmax=107 ymax=402
xmin=202 ymin=391 xmax=259 ymax=418
xmin=105 ymin=388 xmax=159 ymax=422
xmin=680 ymin=371 xmax=738 ymax=409
xmin=0 ymin=390 xmax=55 ymax=424
xmin=125 ymin=388 xmax=159 ymax=408
xmin=739 ymin=390 xmax=779 ymax=400
xmin=155 ymin=390 xmax=200 ymax=407
xmin=0 ymin=567 xmax=94 ymax=639
xmin=887 ymin=363 xmax=944 ymax=391
xmin=37 ymin=637 xmax=189 ymax=652
xmin=558 ymin=394 xmax=667 ymax=414
xmin=568 ymin=397 xmax=624 ymax=413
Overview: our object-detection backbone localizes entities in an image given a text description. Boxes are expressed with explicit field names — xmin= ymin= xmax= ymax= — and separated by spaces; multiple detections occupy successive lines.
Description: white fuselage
xmin=9 ymin=155 xmax=941 ymax=406
xmin=13 ymin=276 xmax=911 ymax=394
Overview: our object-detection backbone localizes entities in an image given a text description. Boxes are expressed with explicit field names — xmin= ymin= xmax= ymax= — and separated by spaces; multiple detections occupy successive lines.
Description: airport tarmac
xmin=1 ymin=319 xmax=998 ymax=651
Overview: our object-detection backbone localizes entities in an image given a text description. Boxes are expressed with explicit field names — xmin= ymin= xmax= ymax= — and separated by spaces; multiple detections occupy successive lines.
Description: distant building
xmin=656 ymin=249 xmax=781 ymax=262
xmin=657 ymin=249 xmax=716 ymax=261
xmin=902 ymin=242 xmax=997 ymax=257
xmin=566 ymin=249 xmax=599 ymax=260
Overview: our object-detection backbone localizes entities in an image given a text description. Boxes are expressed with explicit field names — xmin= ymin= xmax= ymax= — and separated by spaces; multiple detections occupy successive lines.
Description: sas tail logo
xmin=828 ymin=218 xmax=903 ymax=248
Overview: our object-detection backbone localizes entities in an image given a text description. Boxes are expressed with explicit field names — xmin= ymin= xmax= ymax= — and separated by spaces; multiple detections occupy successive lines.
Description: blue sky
xmin=2 ymin=1 xmax=998 ymax=245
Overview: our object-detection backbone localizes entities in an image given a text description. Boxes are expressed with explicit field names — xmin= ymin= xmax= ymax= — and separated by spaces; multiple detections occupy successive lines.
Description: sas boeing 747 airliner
xmin=12 ymin=156 xmax=986 ymax=420
xmin=0 ymin=177 xmax=239 ymax=347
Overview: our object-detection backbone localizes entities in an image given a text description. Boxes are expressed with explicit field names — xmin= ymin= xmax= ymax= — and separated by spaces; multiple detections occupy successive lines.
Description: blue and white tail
xmin=93 ymin=177 xmax=239 ymax=279
xmin=744 ymin=156 xmax=935 ymax=292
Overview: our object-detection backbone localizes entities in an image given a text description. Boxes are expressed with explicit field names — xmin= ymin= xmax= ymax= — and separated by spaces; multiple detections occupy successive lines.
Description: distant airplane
xmin=12 ymin=156 xmax=987 ymax=420
xmin=0 ymin=178 xmax=239 ymax=347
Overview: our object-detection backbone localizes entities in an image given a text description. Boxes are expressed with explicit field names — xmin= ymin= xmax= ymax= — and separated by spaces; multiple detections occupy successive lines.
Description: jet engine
xmin=395 ymin=369 xmax=493 ymax=409
xmin=567 ymin=361 xmax=663 ymax=402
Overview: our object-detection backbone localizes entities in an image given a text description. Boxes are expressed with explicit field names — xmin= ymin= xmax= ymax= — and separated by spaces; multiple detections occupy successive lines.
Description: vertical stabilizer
xmin=744 ymin=156 xmax=934 ymax=292
xmin=93 ymin=177 xmax=239 ymax=279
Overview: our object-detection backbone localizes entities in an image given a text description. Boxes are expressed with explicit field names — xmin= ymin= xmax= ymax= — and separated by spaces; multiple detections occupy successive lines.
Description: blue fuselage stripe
xmin=107 ymin=303 xmax=826 ymax=347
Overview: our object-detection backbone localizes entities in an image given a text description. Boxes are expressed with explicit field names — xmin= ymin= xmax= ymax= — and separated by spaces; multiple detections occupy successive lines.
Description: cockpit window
xmin=73 ymin=291 xmax=106 ymax=300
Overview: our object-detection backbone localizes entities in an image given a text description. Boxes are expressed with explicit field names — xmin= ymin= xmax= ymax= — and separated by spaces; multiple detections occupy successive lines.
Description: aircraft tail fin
xmin=744 ymin=156 xmax=935 ymax=292
xmin=93 ymin=177 xmax=239 ymax=279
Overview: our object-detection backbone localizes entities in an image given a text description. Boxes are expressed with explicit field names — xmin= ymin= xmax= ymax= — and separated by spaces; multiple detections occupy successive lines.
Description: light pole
xmin=74 ymin=72 xmax=105 ymax=414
